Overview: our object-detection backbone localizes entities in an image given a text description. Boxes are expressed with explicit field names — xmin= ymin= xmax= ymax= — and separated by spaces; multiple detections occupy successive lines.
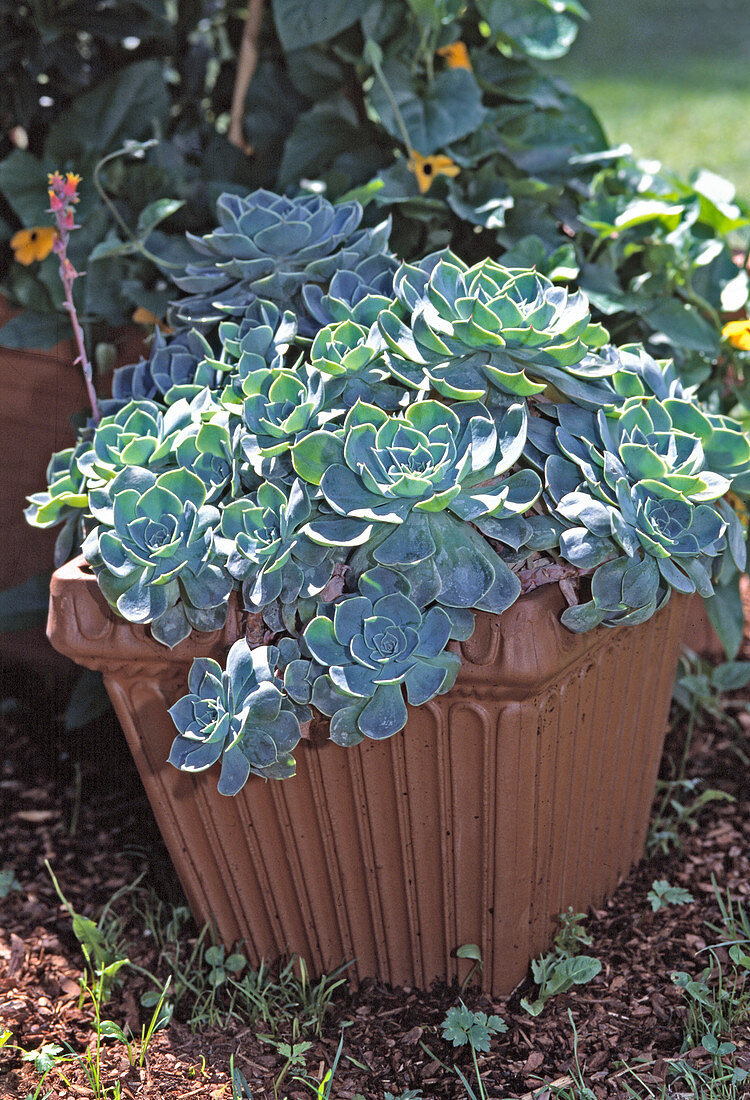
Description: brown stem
xmin=228 ymin=0 xmax=265 ymax=155
xmin=516 ymin=558 xmax=607 ymax=597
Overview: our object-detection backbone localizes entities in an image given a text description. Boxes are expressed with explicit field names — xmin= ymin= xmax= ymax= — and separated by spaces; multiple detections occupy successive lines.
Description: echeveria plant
xmin=28 ymin=187 xmax=750 ymax=794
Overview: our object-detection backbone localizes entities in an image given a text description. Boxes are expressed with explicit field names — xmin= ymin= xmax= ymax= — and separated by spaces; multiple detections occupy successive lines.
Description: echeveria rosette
xmin=291 ymin=396 xmax=538 ymax=617
xmin=216 ymin=479 xmax=334 ymax=612
xmin=274 ymin=635 xmax=320 ymax=726
xmin=108 ymin=328 xmax=217 ymax=412
xmin=171 ymin=413 xmax=234 ymax=504
xmin=25 ymin=441 xmax=91 ymax=531
xmin=302 ymin=253 xmax=399 ymax=331
xmin=170 ymin=189 xmax=392 ymax=327
xmin=168 ymin=641 xmax=301 ymax=794
xmin=77 ymin=398 xmax=192 ymax=491
xmin=304 ymin=568 xmax=461 ymax=745
xmin=82 ymin=466 xmax=233 ymax=648
xmin=25 ymin=440 xmax=94 ymax=566
xmin=294 ymin=397 xmax=528 ymax=523
xmin=378 ymin=252 xmax=611 ymax=403
xmin=241 ymin=364 xmax=328 ymax=467
xmin=609 ymin=344 xmax=691 ymax=403
xmin=531 ymin=396 xmax=742 ymax=629
xmin=310 ymin=320 xmax=408 ymax=410
xmin=659 ymin=400 xmax=750 ymax=492
xmin=215 ymin=300 xmax=298 ymax=405
xmin=605 ymin=346 xmax=750 ymax=487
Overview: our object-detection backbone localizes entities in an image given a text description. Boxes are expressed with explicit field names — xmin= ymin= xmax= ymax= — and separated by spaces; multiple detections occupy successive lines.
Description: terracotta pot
xmin=0 ymin=301 xmax=145 ymax=673
xmin=47 ymin=557 xmax=688 ymax=995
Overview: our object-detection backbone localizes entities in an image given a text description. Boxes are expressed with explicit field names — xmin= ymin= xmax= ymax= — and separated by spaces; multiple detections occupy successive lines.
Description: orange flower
xmin=10 ymin=226 xmax=58 ymax=265
xmin=62 ymin=172 xmax=81 ymax=198
xmin=132 ymin=306 xmax=173 ymax=334
xmin=722 ymin=318 xmax=750 ymax=351
xmin=728 ymin=490 xmax=749 ymax=530
xmin=437 ymin=41 xmax=472 ymax=71
xmin=407 ymin=151 xmax=460 ymax=195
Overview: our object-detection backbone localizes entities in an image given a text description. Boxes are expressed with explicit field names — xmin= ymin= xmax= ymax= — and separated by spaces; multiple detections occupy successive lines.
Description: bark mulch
xmin=0 ymin=658 xmax=749 ymax=1100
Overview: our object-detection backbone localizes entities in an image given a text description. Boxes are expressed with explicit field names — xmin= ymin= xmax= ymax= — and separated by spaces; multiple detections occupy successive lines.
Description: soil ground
xmin=1 ymin=645 xmax=749 ymax=1100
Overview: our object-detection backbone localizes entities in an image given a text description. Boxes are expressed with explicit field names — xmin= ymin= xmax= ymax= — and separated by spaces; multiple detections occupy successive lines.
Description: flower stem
xmin=61 ymin=265 xmax=100 ymax=424
xmin=365 ymin=40 xmax=416 ymax=158
xmin=92 ymin=142 xmax=182 ymax=270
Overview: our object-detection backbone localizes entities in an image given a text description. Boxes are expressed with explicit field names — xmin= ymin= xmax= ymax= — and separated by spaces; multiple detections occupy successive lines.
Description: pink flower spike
xmin=45 ymin=167 xmax=99 ymax=423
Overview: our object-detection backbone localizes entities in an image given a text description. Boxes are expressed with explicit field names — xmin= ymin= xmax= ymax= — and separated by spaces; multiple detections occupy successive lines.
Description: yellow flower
xmin=10 ymin=225 xmax=57 ymax=265
xmin=407 ymin=151 xmax=460 ymax=195
xmin=132 ymin=306 xmax=173 ymax=334
xmin=437 ymin=41 xmax=472 ymax=71
xmin=722 ymin=318 xmax=750 ymax=351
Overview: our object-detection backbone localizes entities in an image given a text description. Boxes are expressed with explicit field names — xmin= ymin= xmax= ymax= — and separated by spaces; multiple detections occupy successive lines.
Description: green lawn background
xmin=553 ymin=0 xmax=750 ymax=200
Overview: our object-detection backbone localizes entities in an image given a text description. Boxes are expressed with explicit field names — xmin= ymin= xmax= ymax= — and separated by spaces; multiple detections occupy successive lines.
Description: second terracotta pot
xmin=0 ymin=304 xmax=145 ymax=673
xmin=48 ymin=558 xmax=688 ymax=995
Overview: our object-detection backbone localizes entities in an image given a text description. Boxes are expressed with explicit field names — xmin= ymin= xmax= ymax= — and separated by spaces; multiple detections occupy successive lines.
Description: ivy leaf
xmin=271 ymin=0 xmax=372 ymax=50
xmin=45 ymin=60 xmax=169 ymax=160
xmin=278 ymin=95 xmax=379 ymax=190
xmin=0 ymin=150 xmax=51 ymax=224
xmin=641 ymin=300 xmax=720 ymax=355
xmin=137 ymin=198 xmax=185 ymax=237
xmin=369 ymin=62 xmax=486 ymax=156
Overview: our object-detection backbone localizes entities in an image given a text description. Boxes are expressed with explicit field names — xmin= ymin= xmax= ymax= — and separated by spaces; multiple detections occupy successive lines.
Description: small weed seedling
xmin=521 ymin=911 xmax=601 ymax=1016
xmin=620 ymin=884 xmax=750 ymax=1099
xmin=647 ymin=879 xmax=695 ymax=912
xmin=647 ymin=778 xmax=733 ymax=857
xmin=97 ymin=977 xmax=173 ymax=1070
xmin=417 ymin=1001 xmax=507 ymax=1100
xmin=553 ymin=909 xmax=593 ymax=955
xmin=20 ymin=1044 xmax=64 ymax=1076
xmin=455 ymin=942 xmax=484 ymax=994
xmin=257 ymin=1035 xmax=313 ymax=1098
xmin=0 ymin=868 xmax=22 ymax=898
xmin=705 ymin=877 xmax=750 ymax=952
xmin=292 ymin=1029 xmax=346 ymax=1099
xmin=230 ymin=1053 xmax=255 ymax=1098
xmin=620 ymin=1057 xmax=748 ymax=1099
xmin=649 ymin=654 xmax=746 ymax=857
xmin=132 ymin=887 xmax=349 ymax=1033
xmin=45 ymin=861 xmax=130 ymax=1003
xmin=673 ymin=654 xmax=750 ymax=741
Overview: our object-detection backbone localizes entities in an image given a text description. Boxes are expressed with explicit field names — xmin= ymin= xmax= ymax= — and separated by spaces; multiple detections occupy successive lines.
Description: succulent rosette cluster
xmin=528 ymin=380 xmax=749 ymax=629
xmin=377 ymin=252 xmax=612 ymax=404
xmin=171 ymin=189 xmax=393 ymax=329
xmin=27 ymin=187 xmax=750 ymax=795
xmin=82 ymin=466 xmax=233 ymax=646
xmin=216 ymin=479 xmax=334 ymax=618
xmin=302 ymin=253 xmax=399 ymax=330
xmin=309 ymin=321 xmax=403 ymax=410
xmin=107 ymin=329 xmax=216 ymax=414
xmin=305 ymin=567 xmax=461 ymax=744
xmin=168 ymin=642 xmax=301 ymax=794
